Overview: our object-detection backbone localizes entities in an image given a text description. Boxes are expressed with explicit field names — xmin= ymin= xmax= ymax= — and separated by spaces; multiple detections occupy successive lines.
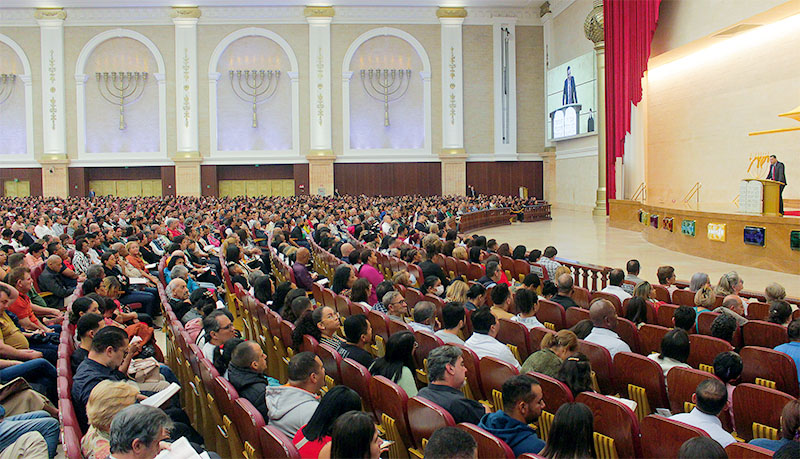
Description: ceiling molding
xmin=549 ymin=0 xmax=577 ymax=18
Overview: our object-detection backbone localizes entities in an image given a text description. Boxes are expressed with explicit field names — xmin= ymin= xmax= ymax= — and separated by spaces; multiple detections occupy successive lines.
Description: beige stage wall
xmin=645 ymin=0 xmax=800 ymax=207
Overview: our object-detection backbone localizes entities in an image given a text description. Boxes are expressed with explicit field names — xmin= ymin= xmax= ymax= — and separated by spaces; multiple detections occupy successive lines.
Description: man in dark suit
xmin=562 ymin=66 xmax=577 ymax=105
xmin=767 ymin=155 xmax=786 ymax=215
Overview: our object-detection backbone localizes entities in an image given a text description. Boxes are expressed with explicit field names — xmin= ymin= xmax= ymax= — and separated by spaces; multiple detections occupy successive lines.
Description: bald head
xmin=46 ymin=254 xmax=62 ymax=271
xmin=722 ymin=295 xmax=744 ymax=315
xmin=340 ymin=243 xmax=354 ymax=258
xmin=556 ymin=273 xmax=573 ymax=294
xmin=589 ymin=299 xmax=618 ymax=330
xmin=296 ymin=248 xmax=310 ymax=264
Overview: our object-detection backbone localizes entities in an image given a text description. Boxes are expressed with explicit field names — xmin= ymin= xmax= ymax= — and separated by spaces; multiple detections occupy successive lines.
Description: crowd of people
xmin=0 ymin=192 xmax=798 ymax=459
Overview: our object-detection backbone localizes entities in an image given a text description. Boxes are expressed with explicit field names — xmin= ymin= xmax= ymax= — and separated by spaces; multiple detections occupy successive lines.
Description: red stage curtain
xmin=605 ymin=0 xmax=661 ymax=208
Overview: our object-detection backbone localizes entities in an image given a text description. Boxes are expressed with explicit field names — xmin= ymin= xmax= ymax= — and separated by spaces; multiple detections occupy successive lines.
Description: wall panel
xmin=466 ymin=161 xmax=544 ymax=198
xmin=0 ymin=168 xmax=42 ymax=197
xmin=201 ymin=165 xmax=218 ymax=197
xmin=334 ymin=162 xmax=442 ymax=196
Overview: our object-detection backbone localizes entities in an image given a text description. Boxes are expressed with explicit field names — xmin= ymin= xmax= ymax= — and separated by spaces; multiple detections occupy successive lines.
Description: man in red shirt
xmin=6 ymin=267 xmax=62 ymax=334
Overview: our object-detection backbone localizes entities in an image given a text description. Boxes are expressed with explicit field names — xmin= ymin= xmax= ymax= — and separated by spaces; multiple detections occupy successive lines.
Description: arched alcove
xmin=0 ymin=33 xmax=34 ymax=166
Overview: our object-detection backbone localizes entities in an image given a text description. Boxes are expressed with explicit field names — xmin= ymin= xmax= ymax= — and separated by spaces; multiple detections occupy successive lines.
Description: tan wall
xmin=1 ymin=27 xmax=42 ymax=160
xmin=549 ymin=0 xmax=594 ymax=68
xmin=651 ymin=0 xmax=789 ymax=56
xmin=517 ymin=25 xmax=546 ymax=154
xmin=463 ymin=25 xmax=493 ymax=154
xmin=646 ymin=10 xmax=800 ymax=206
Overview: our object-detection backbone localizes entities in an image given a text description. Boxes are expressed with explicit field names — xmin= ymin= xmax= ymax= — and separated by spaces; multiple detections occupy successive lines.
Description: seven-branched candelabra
xmin=229 ymin=69 xmax=280 ymax=128
xmin=95 ymin=71 xmax=148 ymax=130
xmin=360 ymin=68 xmax=412 ymax=127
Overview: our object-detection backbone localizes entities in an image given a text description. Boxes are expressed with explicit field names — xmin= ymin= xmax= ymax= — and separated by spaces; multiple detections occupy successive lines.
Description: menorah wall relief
xmin=229 ymin=69 xmax=280 ymax=128
xmin=95 ymin=71 xmax=148 ymax=130
xmin=360 ymin=68 xmax=412 ymax=127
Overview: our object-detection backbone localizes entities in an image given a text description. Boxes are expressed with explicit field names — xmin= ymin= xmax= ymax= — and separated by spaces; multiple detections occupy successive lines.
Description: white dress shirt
xmin=584 ymin=327 xmax=631 ymax=358
xmin=435 ymin=330 xmax=465 ymax=346
xmin=600 ymin=285 xmax=632 ymax=302
xmin=511 ymin=315 xmax=545 ymax=330
xmin=465 ymin=333 xmax=521 ymax=370
xmin=670 ymin=408 xmax=736 ymax=448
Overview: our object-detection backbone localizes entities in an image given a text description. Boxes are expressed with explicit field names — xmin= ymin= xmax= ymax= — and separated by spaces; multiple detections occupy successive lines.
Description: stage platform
xmin=609 ymin=200 xmax=800 ymax=275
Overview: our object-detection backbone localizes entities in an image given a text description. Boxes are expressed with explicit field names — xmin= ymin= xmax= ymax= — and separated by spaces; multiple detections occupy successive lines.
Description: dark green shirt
xmin=520 ymin=348 xmax=562 ymax=378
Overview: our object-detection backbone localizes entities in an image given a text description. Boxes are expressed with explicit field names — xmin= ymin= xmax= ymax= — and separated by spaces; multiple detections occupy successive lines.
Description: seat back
xmin=666 ymin=366 xmax=717 ymax=414
xmin=300 ymin=334 xmax=319 ymax=354
xmin=455 ymin=344 xmax=485 ymax=400
xmin=576 ymin=392 xmax=642 ymax=459
xmin=322 ymin=288 xmax=335 ymax=309
xmin=407 ymin=397 xmax=455 ymax=451
xmin=615 ymin=317 xmax=641 ymax=354
xmin=742 ymin=320 xmax=789 ymax=348
xmin=724 ymin=442 xmax=774 ymax=459
xmin=457 ymin=423 xmax=515 ymax=459
xmin=537 ymin=299 xmax=566 ymax=330
xmin=696 ymin=311 xmax=719 ymax=335
xmin=613 ymin=352 xmax=669 ymax=415
xmin=478 ymin=357 xmax=520 ymax=410
xmin=529 ymin=327 xmax=556 ymax=353
xmin=639 ymin=415 xmax=709 ymax=459
xmin=656 ymin=303 xmax=679 ymax=327
xmin=565 ymin=306 xmax=590 ymax=329
xmin=413 ymin=329 xmax=443 ymax=375
xmin=733 ymin=383 xmax=795 ymax=441
xmin=335 ymin=294 xmax=351 ymax=319
xmin=259 ymin=426 xmax=300 ymax=459
xmin=590 ymin=292 xmax=623 ymax=316
xmin=387 ymin=318 xmax=412 ymax=336
xmin=671 ymin=290 xmax=696 ymax=307
xmin=513 ymin=259 xmax=531 ymax=282
xmin=340 ymin=358 xmax=374 ymax=417
xmin=496 ymin=318 xmax=532 ymax=361
xmin=370 ymin=375 xmax=413 ymax=451
xmin=652 ymin=284 xmax=671 ymax=303
xmin=527 ymin=371 xmax=573 ymax=414
xmin=687 ymin=334 xmax=733 ymax=369
xmin=740 ymin=346 xmax=799 ymax=397
xmin=466 ymin=263 xmax=484 ymax=281
xmin=316 ymin=342 xmax=343 ymax=385
xmin=638 ymin=324 xmax=670 ymax=356
xmin=63 ymin=425 xmax=84 ymax=459
xmin=367 ymin=309 xmax=391 ymax=343
xmin=577 ymin=339 xmax=614 ymax=394
xmin=233 ymin=398 xmax=266 ymax=459
xmin=404 ymin=288 xmax=422 ymax=310
xmin=745 ymin=302 xmax=770 ymax=321
xmin=571 ymin=286 xmax=591 ymax=309
xmin=279 ymin=320 xmax=295 ymax=352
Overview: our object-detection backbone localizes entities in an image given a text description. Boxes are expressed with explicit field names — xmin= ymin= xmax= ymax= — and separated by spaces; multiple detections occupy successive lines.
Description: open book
xmin=141 ymin=382 xmax=180 ymax=409
xmin=145 ymin=263 xmax=158 ymax=270
xmin=153 ymin=436 xmax=212 ymax=459
xmin=129 ymin=277 xmax=149 ymax=285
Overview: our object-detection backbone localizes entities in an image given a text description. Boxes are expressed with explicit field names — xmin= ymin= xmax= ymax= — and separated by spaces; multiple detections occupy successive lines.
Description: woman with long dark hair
xmin=294 ymin=386 xmax=362 ymax=459
xmin=369 ymin=331 xmax=417 ymax=396
xmin=327 ymin=411 xmax=382 ymax=459
xmin=539 ymin=402 xmax=595 ymax=459
xmin=556 ymin=353 xmax=593 ymax=398
xmin=331 ymin=265 xmax=356 ymax=296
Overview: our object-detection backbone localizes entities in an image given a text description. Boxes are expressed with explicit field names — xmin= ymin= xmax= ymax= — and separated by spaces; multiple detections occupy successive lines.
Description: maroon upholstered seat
xmin=259 ymin=426 xmax=300 ymax=459
xmin=457 ymin=423 xmax=515 ymax=459
xmin=614 ymin=351 xmax=669 ymax=413
xmin=740 ymin=346 xmax=799 ymax=397
xmin=732 ymin=383 xmax=795 ymax=441
xmin=576 ymin=391 xmax=642 ymax=459
xmin=496 ymin=318 xmax=533 ymax=361
xmin=640 ymin=415 xmax=709 ymax=459
xmin=407 ymin=396 xmax=455 ymax=453
xmin=577 ymin=339 xmax=614 ymax=394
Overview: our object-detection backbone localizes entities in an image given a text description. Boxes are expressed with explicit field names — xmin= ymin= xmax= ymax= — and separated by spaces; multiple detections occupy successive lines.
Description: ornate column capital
xmin=584 ymin=0 xmax=605 ymax=45
xmin=436 ymin=7 xmax=467 ymax=19
xmin=34 ymin=8 xmax=66 ymax=21
xmin=539 ymin=1 xmax=552 ymax=17
xmin=171 ymin=7 xmax=201 ymax=19
xmin=304 ymin=6 xmax=335 ymax=17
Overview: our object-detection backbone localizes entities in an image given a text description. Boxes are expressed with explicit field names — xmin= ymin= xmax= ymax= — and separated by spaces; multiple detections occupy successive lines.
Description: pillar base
xmin=173 ymin=152 xmax=202 ymax=197
xmin=40 ymin=157 xmax=69 ymax=198
xmin=307 ymin=149 xmax=336 ymax=196
xmin=541 ymin=147 xmax=556 ymax=203
xmin=593 ymin=186 xmax=607 ymax=216
xmin=440 ymin=148 xmax=467 ymax=196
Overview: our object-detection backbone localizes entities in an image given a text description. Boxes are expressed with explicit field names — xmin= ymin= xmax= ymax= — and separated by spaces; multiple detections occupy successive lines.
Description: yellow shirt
xmin=490 ymin=306 xmax=514 ymax=321
xmin=0 ymin=312 xmax=29 ymax=349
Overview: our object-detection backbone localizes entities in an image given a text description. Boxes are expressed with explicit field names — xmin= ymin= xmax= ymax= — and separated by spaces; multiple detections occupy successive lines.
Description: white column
xmin=305 ymin=6 xmax=334 ymax=155
xmin=541 ymin=7 xmax=554 ymax=148
xmin=35 ymin=9 xmax=67 ymax=158
xmin=438 ymin=8 xmax=465 ymax=155
xmin=172 ymin=7 xmax=200 ymax=156
xmin=493 ymin=17 xmax=517 ymax=159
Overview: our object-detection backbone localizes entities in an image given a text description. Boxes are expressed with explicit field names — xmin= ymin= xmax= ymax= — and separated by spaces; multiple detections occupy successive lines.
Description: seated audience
xmin=489 ymin=283 xmax=514 ymax=321
xmin=670 ymin=378 xmax=736 ymax=447
xmin=38 ymin=255 xmax=78 ymax=311
xmin=478 ymin=375 xmax=546 ymax=456
xmin=107 ymin=405 xmax=172 ymax=459
xmin=417 ymin=345 xmax=488 ymax=424
xmin=381 ymin=291 xmax=408 ymax=322
xmin=464 ymin=307 xmax=520 ymax=370
xmin=688 ymin=272 xmax=710 ymax=292
xmin=464 ymin=283 xmax=486 ymax=311
xmin=369 ymin=330 xmax=418 ymax=396
xmin=294 ymin=386 xmax=362 ymax=459
xmin=511 ymin=288 xmax=543 ymax=329
xmin=281 ymin=291 xmax=310 ymax=324
xmin=647 ymin=328 xmax=691 ymax=379
xmin=421 ymin=275 xmax=444 ymax=298
xmin=408 ymin=301 xmax=437 ymax=332
xmin=71 ymin=312 xmax=105 ymax=373
xmin=550 ymin=274 xmax=578 ymax=310
xmin=7 ymin=267 xmax=62 ymax=333
xmin=600 ymin=269 xmax=632 ymax=302
xmin=713 ymin=295 xmax=747 ymax=326
xmin=677 ymin=436 xmax=727 ymax=459
xmin=537 ymin=246 xmax=562 ymax=281
xmin=370 ymin=281 xmax=395 ymax=313
xmin=477 ymin=261 xmax=502 ymax=288
xmin=322 ymin=411 xmax=381 ymax=459
xmin=769 ymin=300 xmax=793 ymax=326
xmin=444 ymin=280 xmax=468 ymax=305
xmin=435 ymin=302 xmax=466 ymax=345
xmin=624 ymin=297 xmax=649 ymax=329
xmin=673 ymin=305 xmax=697 ymax=332
xmin=765 ymin=282 xmax=790 ymax=309
xmin=331 ymin=265 xmax=356 ymax=296
xmin=350 ymin=278 xmax=373 ymax=309
xmin=539 ymin=402 xmax=594 ymax=459
xmin=749 ymin=399 xmax=800 ymax=452
xmin=227 ymin=340 xmax=272 ymax=419
xmin=419 ymin=240 xmax=448 ymax=290
xmin=570 ymin=319 xmax=593 ymax=339
xmin=201 ymin=310 xmax=236 ymax=361
xmin=81 ymin=380 xmax=139 ymax=459
xmin=293 ymin=305 xmax=344 ymax=352
xmin=583 ymin=299 xmax=631 ymax=358
xmin=657 ymin=265 xmax=679 ymax=297
xmin=521 ymin=329 xmax=578 ymax=377
xmin=266 ymin=352 xmax=325 ymax=438
xmin=709 ymin=313 xmax=738 ymax=344
xmin=165 ymin=278 xmax=192 ymax=320
xmin=713 ymin=351 xmax=742 ymax=429
xmin=556 ymin=353 xmax=593 ymax=397
xmin=714 ymin=271 xmax=743 ymax=297
xmin=338 ymin=314 xmax=374 ymax=369
xmin=623 ymin=259 xmax=644 ymax=293
xmin=357 ymin=250 xmax=383 ymax=305
xmin=423 ymin=426 xmax=477 ymax=459
xmin=774 ymin=319 xmax=800 ymax=393
xmin=292 ymin=248 xmax=319 ymax=292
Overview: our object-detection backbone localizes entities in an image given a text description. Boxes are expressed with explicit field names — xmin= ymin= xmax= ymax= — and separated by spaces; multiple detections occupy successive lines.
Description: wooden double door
xmin=89 ymin=179 xmax=162 ymax=197
xmin=218 ymin=179 xmax=294 ymax=197
xmin=3 ymin=180 xmax=30 ymax=197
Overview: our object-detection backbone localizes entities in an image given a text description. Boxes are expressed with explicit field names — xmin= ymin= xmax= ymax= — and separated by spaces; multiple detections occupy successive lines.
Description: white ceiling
xmin=0 ymin=0 xmax=545 ymax=8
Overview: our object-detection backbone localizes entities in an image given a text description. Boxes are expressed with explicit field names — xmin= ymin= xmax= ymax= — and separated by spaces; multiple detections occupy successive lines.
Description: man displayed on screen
xmin=766 ymin=154 xmax=786 ymax=215
xmin=562 ymin=66 xmax=577 ymax=105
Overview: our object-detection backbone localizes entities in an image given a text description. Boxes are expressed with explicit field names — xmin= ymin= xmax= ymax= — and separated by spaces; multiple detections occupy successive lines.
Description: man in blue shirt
xmin=774 ymin=319 xmax=800 ymax=394
xmin=478 ymin=374 xmax=546 ymax=456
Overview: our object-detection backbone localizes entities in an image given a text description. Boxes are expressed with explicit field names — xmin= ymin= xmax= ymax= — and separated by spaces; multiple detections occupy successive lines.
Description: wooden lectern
xmin=741 ymin=179 xmax=783 ymax=216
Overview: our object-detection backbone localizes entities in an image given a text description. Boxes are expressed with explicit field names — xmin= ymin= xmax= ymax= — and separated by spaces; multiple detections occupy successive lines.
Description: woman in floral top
xmin=81 ymin=380 xmax=139 ymax=459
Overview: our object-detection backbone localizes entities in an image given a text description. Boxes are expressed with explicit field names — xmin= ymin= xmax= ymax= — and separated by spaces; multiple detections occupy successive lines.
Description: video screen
xmin=546 ymin=52 xmax=597 ymax=140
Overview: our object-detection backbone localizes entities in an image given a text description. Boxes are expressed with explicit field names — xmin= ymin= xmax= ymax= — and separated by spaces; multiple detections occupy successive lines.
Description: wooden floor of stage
xmin=482 ymin=208 xmax=800 ymax=298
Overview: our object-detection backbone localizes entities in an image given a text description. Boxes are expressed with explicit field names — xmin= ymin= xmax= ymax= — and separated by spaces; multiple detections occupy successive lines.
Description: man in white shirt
xmin=670 ymin=379 xmax=737 ymax=448
xmin=435 ymin=302 xmax=466 ymax=345
xmin=600 ymin=269 xmax=632 ymax=302
xmin=201 ymin=310 xmax=236 ymax=361
xmin=464 ymin=307 xmax=520 ymax=371
xmin=408 ymin=301 xmax=437 ymax=333
xmin=584 ymin=299 xmax=631 ymax=358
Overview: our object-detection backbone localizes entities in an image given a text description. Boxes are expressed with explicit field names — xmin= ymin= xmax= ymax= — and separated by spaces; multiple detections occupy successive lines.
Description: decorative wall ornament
xmin=228 ymin=69 xmax=280 ymax=128
xmin=33 ymin=8 xmax=67 ymax=21
xmin=48 ymin=51 xmax=56 ymax=85
xmin=304 ymin=6 xmax=335 ymax=17
xmin=48 ymin=49 xmax=57 ymax=130
xmin=171 ymin=7 xmax=201 ymax=19
xmin=95 ymin=71 xmax=148 ymax=130
xmin=361 ymin=68 xmax=412 ymax=127
xmin=500 ymin=26 xmax=511 ymax=143
xmin=317 ymin=47 xmax=325 ymax=126
xmin=449 ymin=47 xmax=456 ymax=125
xmin=182 ymin=48 xmax=190 ymax=127
xmin=0 ymin=74 xmax=16 ymax=105
xmin=49 ymin=97 xmax=57 ymax=130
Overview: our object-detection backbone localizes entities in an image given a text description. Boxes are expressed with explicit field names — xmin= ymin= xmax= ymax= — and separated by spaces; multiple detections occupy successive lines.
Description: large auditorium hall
xmin=1 ymin=1 xmax=799 ymax=458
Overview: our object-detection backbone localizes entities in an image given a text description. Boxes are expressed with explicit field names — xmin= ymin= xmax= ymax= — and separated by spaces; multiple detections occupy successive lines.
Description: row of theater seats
xmin=228 ymin=250 xmax=788 ymax=459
